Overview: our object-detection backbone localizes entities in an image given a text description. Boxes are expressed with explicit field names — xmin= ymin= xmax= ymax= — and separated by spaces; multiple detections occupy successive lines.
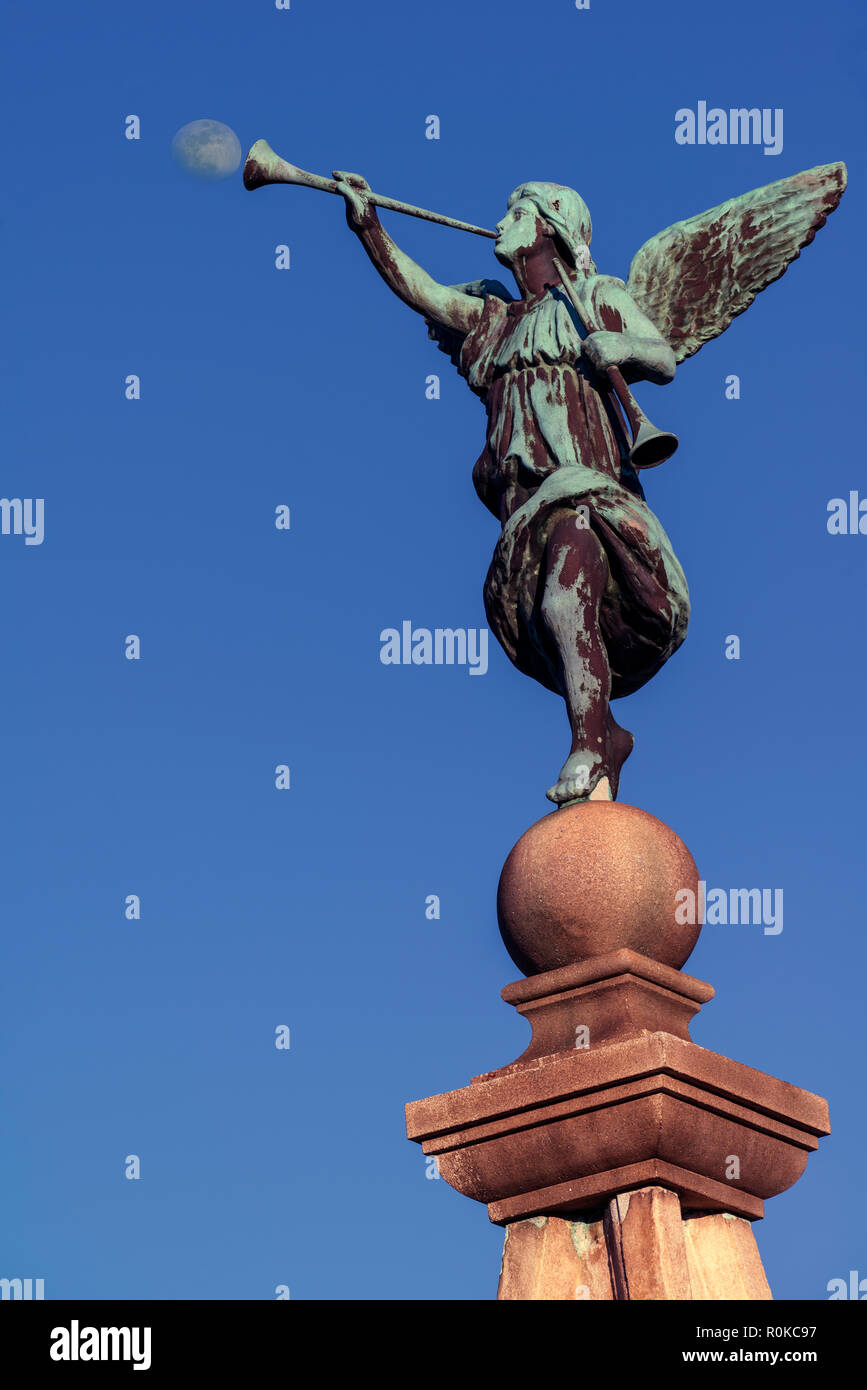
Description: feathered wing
xmin=626 ymin=162 xmax=847 ymax=363
xmin=424 ymin=278 xmax=515 ymax=367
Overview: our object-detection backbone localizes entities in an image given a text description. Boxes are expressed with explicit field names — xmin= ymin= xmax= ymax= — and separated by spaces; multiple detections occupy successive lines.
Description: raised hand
xmin=332 ymin=170 xmax=378 ymax=232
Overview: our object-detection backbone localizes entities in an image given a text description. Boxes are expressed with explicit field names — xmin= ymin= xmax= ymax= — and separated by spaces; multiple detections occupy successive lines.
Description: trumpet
xmin=243 ymin=140 xmax=679 ymax=470
xmin=243 ymin=139 xmax=496 ymax=238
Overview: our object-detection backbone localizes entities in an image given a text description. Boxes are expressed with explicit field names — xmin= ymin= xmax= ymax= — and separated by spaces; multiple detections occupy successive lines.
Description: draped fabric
xmin=457 ymin=282 xmax=690 ymax=699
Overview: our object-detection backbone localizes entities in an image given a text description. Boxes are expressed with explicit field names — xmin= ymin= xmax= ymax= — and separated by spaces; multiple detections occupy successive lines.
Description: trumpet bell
xmin=243 ymin=140 xmax=280 ymax=190
xmin=629 ymin=421 xmax=679 ymax=470
xmin=243 ymin=140 xmax=332 ymax=198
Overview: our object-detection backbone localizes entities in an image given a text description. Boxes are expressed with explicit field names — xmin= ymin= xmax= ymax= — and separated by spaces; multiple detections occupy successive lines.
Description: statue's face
xmin=494 ymin=197 xmax=549 ymax=267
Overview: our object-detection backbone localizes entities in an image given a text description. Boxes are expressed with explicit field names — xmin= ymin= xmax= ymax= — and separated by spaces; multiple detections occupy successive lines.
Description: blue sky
xmin=1 ymin=0 xmax=863 ymax=1299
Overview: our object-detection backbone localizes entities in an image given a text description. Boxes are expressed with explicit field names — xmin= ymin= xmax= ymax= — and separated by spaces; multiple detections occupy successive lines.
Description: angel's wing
xmin=626 ymin=162 xmax=847 ymax=363
xmin=424 ymin=278 xmax=515 ymax=367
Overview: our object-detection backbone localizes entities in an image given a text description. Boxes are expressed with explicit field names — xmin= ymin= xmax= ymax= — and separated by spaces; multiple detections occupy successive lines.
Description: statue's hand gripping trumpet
xmin=244 ymin=143 xmax=846 ymax=806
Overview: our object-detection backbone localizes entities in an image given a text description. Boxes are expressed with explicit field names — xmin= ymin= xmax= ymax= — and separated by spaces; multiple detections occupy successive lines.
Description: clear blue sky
xmin=2 ymin=0 xmax=863 ymax=1300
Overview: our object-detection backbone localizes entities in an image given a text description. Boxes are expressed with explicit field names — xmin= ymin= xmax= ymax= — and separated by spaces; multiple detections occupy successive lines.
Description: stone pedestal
xmin=405 ymin=803 xmax=830 ymax=1299
xmin=497 ymin=1191 xmax=773 ymax=1301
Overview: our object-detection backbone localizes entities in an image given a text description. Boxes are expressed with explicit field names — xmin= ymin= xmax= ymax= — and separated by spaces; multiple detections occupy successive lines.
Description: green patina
xmin=244 ymin=147 xmax=846 ymax=806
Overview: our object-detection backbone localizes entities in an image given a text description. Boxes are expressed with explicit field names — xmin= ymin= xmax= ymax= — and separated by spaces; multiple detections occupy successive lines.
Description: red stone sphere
xmin=497 ymin=801 xmax=702 ymax=976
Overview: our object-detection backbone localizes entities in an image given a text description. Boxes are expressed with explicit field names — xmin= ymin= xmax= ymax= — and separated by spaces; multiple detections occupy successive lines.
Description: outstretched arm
xmin=582 ymin=277 xmax=676 ymax=386
xmin=334 ymin=171 xmax=483 ymax=335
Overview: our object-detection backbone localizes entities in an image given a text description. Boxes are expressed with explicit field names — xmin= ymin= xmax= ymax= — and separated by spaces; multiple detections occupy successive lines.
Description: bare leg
xmin=540 ymin=512 xmax=633 ymax=806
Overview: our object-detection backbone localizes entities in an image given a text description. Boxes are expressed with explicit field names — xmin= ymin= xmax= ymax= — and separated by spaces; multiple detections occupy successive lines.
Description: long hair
xmin=508 ymin=181 xmax=598 ymax=275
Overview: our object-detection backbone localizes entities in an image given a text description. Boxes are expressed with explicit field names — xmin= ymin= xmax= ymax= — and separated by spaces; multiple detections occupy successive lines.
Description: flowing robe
xmin=454 ymin=278 xmax=690 ymax=700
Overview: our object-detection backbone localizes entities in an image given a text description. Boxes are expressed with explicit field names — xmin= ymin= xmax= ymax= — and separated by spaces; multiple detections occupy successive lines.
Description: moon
xmin=172 ymin=119 xmax=242 ymax=182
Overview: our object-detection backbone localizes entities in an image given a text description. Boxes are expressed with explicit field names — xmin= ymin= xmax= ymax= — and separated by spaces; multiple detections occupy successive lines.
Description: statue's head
xmin=495 ymin=181 xmax=595 ymax=281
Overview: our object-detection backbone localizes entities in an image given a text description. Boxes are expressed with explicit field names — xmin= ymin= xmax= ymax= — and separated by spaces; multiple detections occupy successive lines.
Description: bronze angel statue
xmin=245 ymin=149 xmax=846 ymax=805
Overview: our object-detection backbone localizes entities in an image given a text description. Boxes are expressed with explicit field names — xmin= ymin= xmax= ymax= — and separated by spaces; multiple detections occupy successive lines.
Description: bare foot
xmin=545 ymin=714 xmax=634 ymax=807
xmin=546 ymin=752 xmax=602 ymax=806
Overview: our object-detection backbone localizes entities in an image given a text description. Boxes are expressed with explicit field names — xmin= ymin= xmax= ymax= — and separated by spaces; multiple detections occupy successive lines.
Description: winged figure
xmin=334 ymin=162 xmax=846 ymax=805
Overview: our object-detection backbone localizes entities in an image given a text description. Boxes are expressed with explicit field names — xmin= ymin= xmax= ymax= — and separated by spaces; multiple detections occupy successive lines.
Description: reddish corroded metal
xmin=497 ymin=801 xmax=702 ymax=976
xmin=244 ymin=145 xmax=846 ymax=809
xmin=627 ymin=162 xmax=847 ymax=364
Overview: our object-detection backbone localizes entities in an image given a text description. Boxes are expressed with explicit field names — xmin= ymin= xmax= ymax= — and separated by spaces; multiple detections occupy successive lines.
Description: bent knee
xmin=545 ymin=511 xmax=607 ymax=585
